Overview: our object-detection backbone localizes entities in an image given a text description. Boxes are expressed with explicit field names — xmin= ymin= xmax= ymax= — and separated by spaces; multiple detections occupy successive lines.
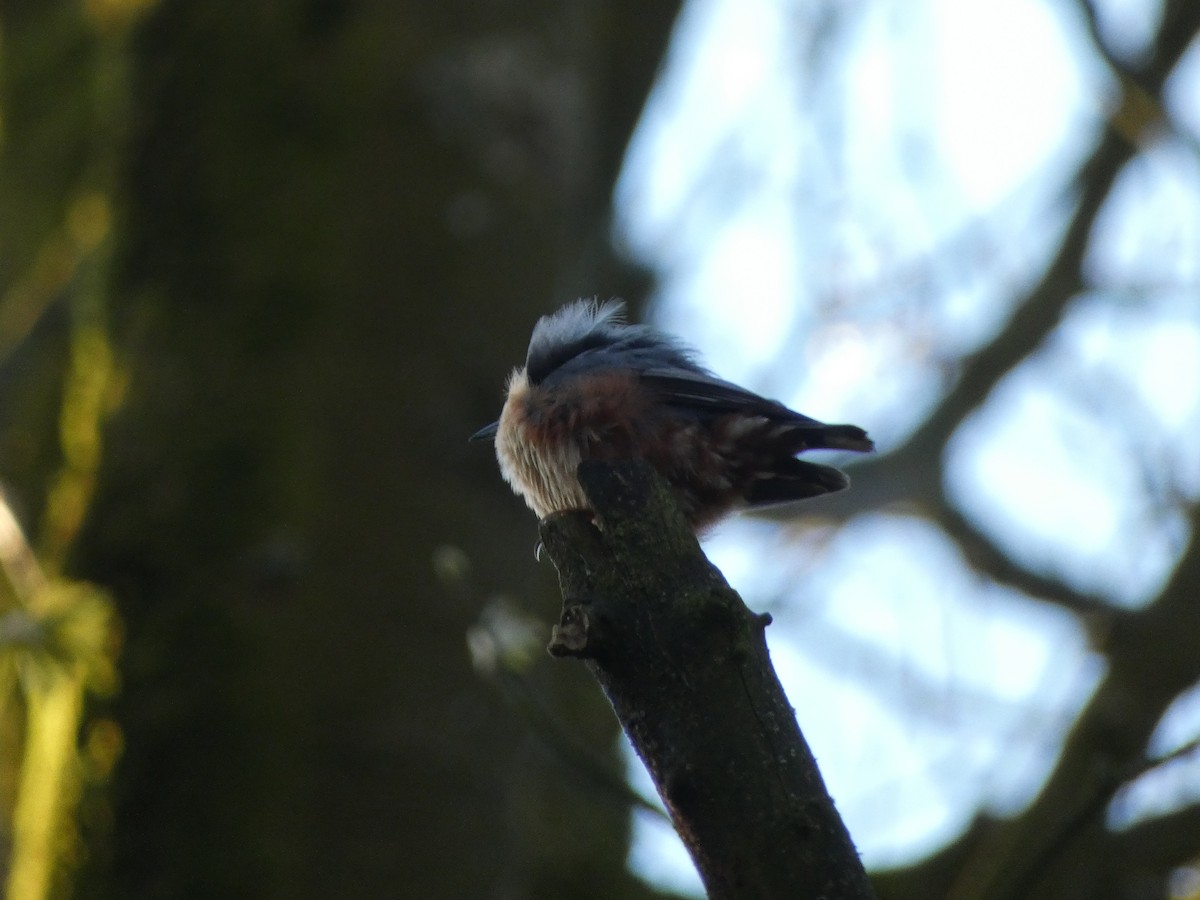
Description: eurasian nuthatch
xmin=472 ymin=300 xmax=873 ymax=531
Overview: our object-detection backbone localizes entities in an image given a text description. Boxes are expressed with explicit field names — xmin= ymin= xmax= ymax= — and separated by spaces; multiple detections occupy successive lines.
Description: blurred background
xmin=0 ymin=0 xmax=1197 ymax=898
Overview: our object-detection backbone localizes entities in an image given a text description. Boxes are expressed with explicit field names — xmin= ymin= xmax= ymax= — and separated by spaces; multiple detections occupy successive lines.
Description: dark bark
xmin=540 ymin=460 xmax=878 ymax=900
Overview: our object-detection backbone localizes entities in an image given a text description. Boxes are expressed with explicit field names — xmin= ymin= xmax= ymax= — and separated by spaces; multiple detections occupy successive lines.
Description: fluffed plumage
xmin=473 ymin=299 xmax=873 ymax=530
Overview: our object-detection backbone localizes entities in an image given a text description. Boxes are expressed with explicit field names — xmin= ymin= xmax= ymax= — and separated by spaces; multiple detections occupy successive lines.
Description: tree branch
xmin=802 ymin=11 xmax=1200 ymax=895
xmin=941 ymin=501 xmax=1200 ymax=900
xmin=1111 ymin=798 xmax=1200 ymax=875
xmin=934 ymin=500 xmax=1113 ymax=616
xmin=812 ymin=0 xmax=1200 ymax=618
xmin=539 ymin=460 xmax=877 ymax=900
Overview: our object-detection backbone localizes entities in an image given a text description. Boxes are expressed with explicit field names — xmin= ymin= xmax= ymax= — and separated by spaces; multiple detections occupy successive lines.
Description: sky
xmin=613 ymin=0 xmax=1200 ymax=892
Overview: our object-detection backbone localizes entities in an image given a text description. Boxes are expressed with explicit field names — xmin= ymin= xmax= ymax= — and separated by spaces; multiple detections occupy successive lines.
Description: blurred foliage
xmin=0 ymin=0 xmax=141 ymax=896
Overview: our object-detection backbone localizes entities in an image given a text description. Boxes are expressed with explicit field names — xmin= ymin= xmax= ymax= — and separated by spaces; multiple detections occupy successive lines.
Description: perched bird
xmin=472 ymin=299 xmax=873 ymax=531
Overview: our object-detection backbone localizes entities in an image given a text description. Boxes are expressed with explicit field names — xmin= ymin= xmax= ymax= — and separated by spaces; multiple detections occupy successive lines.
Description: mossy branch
xmin=539 ymin=460 xmax=877 ymax=900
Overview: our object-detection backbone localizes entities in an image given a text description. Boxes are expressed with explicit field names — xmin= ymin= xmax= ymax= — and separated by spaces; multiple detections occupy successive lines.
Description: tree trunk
xmin=70 ymin=1 xmax=681 ymax=897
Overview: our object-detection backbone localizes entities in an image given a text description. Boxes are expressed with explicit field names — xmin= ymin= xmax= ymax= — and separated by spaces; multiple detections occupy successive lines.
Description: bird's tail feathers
xmin=784 ymin=422 xmax=874 ymax=454
xmin=743 ymin=458 xmax=850 ymax=508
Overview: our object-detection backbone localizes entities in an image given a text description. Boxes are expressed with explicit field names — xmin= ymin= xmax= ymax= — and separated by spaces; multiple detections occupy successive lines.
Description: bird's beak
xmin=470 ymin=421 xmax=499 ymax=442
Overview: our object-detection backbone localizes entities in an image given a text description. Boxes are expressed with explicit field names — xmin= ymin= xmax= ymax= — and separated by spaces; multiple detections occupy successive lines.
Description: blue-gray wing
xmin=639 ymin=370 xmax=805 ymax=418
xmin=639 ymin=370 xmax=874 ymax=453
